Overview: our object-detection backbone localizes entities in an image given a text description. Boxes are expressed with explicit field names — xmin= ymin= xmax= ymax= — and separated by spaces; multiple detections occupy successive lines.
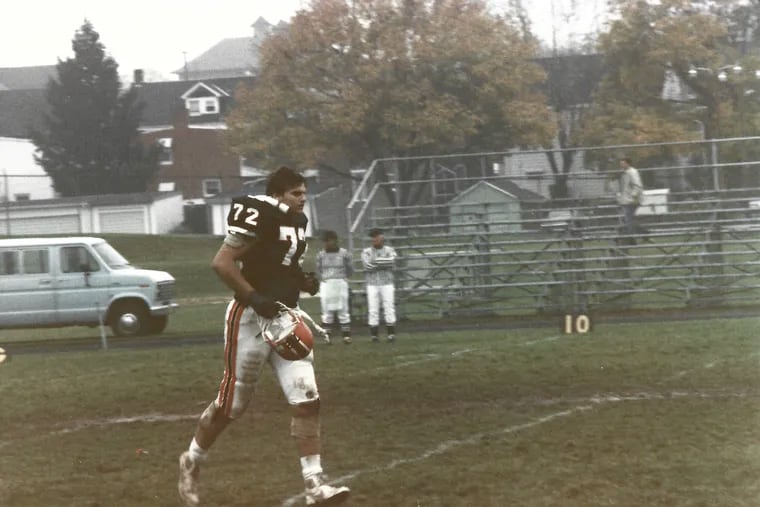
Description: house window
xmin=187 ymin=99 xmax=201 ymax=116
xmin=14 ymin=193 xmax=30 ymax=201
xmin=203 ymin=179 xmax=222 ymax=197
xmin=186 ymin=97 xmax=219 ymax=116
xmin=158 ymin=181 xmax=176 ymax=192
xmin=203 ymin=98 xmax=219 ymax=114
xmin=158 ymin=138 xmax=173 ymax=165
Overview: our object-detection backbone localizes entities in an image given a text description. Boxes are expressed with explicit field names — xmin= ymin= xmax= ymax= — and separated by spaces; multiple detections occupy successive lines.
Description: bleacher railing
xmin=346 ymin=137 xmax=760 ymax=319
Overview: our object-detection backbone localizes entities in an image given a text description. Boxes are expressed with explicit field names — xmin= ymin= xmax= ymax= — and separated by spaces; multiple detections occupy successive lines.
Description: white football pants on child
xmin=366 ymin=284 xmax=395 ymax=326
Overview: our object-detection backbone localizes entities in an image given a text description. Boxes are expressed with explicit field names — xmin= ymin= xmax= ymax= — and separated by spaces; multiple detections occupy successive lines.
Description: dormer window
xmin=186 ymin=97 xmax=219 ymax=116
xmin=181 ymin=82 xmax=228 ymax=117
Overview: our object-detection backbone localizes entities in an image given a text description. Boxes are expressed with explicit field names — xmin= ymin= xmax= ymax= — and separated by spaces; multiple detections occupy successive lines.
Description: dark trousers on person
xmin=622 ymin=203 xmax=638 ymax=236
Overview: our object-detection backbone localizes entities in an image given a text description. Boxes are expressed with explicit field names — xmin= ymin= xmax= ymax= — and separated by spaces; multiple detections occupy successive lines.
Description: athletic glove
xmin=301 ymin=271 xmax=320 ymax=296
xmin=241 ymin=291 xmax=279 ymax=319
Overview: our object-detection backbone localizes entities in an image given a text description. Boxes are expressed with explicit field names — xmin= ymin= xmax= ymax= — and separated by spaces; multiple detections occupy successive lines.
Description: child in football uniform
xmin=316 ymin=230 xmax=354 ymax=344
xmin=361 ymin=228 xmax=397 ymax=342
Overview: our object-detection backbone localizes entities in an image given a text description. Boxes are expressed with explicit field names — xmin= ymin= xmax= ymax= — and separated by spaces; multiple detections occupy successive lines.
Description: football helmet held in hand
xmin=261 ymin=303 xmax=326 ymax=360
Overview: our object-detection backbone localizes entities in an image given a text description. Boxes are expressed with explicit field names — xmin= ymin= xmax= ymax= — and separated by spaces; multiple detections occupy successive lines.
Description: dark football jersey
xmin=227 ymin=195 xmax=308 ymax=307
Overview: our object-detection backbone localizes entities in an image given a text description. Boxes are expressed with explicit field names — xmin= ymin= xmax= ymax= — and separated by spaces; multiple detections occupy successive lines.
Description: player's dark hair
xmin=323 ymin=230 xmax=338 ymax=242
xmin=266 ymin=166 xmax=306 ymax=196
xmin=621 ymin=157 xmax=632 ymax=165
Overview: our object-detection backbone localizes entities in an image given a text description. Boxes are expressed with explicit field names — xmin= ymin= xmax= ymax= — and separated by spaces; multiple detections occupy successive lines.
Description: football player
xmin=178 ymin=166 xmax=350 ymax=506
xmin=316 ymin=230 xmax=354 ymax=344
xmin=361 ymin=228 xmax=397 ymax=342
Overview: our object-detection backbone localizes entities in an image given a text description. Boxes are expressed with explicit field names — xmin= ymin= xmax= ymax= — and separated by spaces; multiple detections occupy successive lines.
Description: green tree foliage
xmin=579 ymin=1 xmax=760 ymax=145
xmin=579 ymin=0 xmax=760 ymax=188
xmin=33 ymin=21 xmax=158 ymax=196
xmin=226 ymin=0 xmax=555 ymax=175
xmin=579 ymin=1 xmax=722 ymax=147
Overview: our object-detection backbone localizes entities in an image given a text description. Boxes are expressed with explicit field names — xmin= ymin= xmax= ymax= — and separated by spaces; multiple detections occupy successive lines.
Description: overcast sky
xmin=1 ymin=0 xmax=607 ymax=80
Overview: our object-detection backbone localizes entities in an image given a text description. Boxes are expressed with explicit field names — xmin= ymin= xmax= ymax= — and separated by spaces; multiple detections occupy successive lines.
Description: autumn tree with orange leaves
xmin=226 ymin=0 xmax=555 ymax=178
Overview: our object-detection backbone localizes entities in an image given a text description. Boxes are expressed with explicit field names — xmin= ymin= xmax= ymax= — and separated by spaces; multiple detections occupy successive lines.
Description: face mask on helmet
xmin=262 ymin=307 xmax=314 ymax=360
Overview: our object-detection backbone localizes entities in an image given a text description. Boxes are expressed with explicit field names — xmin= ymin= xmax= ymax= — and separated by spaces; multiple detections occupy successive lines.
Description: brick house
xmin=135 ymin=76 xmax=257 ymax=202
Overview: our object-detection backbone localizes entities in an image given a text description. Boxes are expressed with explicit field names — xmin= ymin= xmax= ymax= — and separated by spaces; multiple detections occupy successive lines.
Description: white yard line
xmin=358 ymin=333 xmax=562 ymax=375
xmin=281 ymin=404 xmax=594 ymax=507
xmin=280 ymin=387 xmax=756 ymax=506
xmin=520 ymin=335 xmax=561 ymax=346
xmin=659 ymin=350 xmax=760 ymax=384
xmin=0 ymin=413 xmax=197 ymax=450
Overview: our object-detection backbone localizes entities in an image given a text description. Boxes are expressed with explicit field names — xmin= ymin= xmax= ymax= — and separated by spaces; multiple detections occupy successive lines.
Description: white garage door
xmin=99 ymin=209 xmax=146 ymax=234
xmin=8 ymin=214 xmax=80 ymax=235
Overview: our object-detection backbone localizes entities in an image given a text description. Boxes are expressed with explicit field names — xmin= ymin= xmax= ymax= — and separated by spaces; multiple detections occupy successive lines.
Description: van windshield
xmin=94 ymin=242 xmax=131 ymax=269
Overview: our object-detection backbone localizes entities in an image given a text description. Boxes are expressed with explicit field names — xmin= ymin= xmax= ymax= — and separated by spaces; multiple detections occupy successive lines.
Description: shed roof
xmin=449 ymin=179 xmax=546 ymax=205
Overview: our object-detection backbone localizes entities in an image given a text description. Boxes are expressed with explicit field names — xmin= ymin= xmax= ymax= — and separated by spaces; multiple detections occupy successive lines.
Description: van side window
xmin=0 ymin=251 xmax=19 ymax=275
xmin=22 ymin=249 xmax=50 ymax=274
xmin=60 ymin=247 xmax=100 ymax=273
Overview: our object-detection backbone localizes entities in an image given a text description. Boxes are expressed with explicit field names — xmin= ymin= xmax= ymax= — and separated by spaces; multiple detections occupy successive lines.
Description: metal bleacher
xmin=345 ymin=137 xmax=760 ymax=320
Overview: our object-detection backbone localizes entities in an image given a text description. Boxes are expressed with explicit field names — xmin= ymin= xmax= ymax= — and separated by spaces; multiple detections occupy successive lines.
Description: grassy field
xmin=0 ymin=317 xmax=758 ymax=506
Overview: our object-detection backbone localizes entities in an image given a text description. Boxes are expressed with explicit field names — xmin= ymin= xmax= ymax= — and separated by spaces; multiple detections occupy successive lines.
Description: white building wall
xmin=150 ymin=193 xmax=184 ymax=233
xmin=0 ymin=138 xmax=56 ymax=201
xmin=0 ymin=204 xmax=83 ymax=236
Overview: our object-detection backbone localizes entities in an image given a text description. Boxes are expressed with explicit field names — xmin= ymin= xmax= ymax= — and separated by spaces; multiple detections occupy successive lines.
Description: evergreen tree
xmin=33 ymin=21 xmax=158 ymax=196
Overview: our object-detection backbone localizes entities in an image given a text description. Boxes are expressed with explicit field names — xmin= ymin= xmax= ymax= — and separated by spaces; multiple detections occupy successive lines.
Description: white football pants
xmin=366 ymin=283 xmax=396 ymax=326
xmin=215 ymin=300 xmax=318 ymax=419
xmin=320 ymin=278 xmax=350 ymax=325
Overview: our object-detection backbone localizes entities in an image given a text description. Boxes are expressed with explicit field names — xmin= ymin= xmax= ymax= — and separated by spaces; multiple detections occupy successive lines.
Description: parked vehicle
xmin=0 ymin=237 xmax=177 ymax=336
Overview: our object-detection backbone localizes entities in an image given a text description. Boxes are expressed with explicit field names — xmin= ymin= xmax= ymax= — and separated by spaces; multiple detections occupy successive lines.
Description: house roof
xmin=173 ymin=38 xmax=259 ymax=77
xmin=134 ymin=76 xmax=254 ymax=127
xmin=450 ymin=179 xmax=546 ymax=205
xmin=0 ymin=65 xmax=57 ymax=90
xmin=0 ymin=88 xmax=48 ymax=138
xmin=0 ymin=76 xmax=255 ymax=137
xmin=489 ymin=179 xmax=545 ymax=202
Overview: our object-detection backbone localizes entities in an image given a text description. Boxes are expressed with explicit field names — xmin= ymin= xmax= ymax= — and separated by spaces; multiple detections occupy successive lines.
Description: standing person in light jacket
xmin=361 ymin=228 xmax=397 ymax=342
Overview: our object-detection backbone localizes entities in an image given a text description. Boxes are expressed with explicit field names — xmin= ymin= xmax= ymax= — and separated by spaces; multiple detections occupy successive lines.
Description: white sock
xmin=300 ymin=454 xmax=323 ymax=481
xmin=188 ymin=438 xmax=208 ymax=463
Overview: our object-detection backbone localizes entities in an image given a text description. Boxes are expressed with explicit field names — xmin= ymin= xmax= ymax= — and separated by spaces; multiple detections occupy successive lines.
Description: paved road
xmin=3 ymin=307 xmax=758 ymax=356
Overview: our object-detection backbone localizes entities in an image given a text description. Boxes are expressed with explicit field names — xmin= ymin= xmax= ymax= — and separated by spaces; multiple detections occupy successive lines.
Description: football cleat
xmin=323 ymin=333 xmax=332 ymax=345
xmin=387 ymin=334 xmax=395 ymax=343
xmin=343 ymin=336 xmax=352 ymax=344
xmin=304 ymin=474 xmax=350 ymax=506
xmin=178 ymin=451 xmax=200 ymax=507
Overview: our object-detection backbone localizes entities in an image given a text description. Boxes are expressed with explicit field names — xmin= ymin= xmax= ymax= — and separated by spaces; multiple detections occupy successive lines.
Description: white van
xmin=0 ymin=237 xmax=178 ymax=337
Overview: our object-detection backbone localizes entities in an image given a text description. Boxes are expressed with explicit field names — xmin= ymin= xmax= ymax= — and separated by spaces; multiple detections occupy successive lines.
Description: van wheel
xmin=145 ymin=315 xmax=168 ymax=335
xmin=110 ymin=302 xmax=148 ymax=337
